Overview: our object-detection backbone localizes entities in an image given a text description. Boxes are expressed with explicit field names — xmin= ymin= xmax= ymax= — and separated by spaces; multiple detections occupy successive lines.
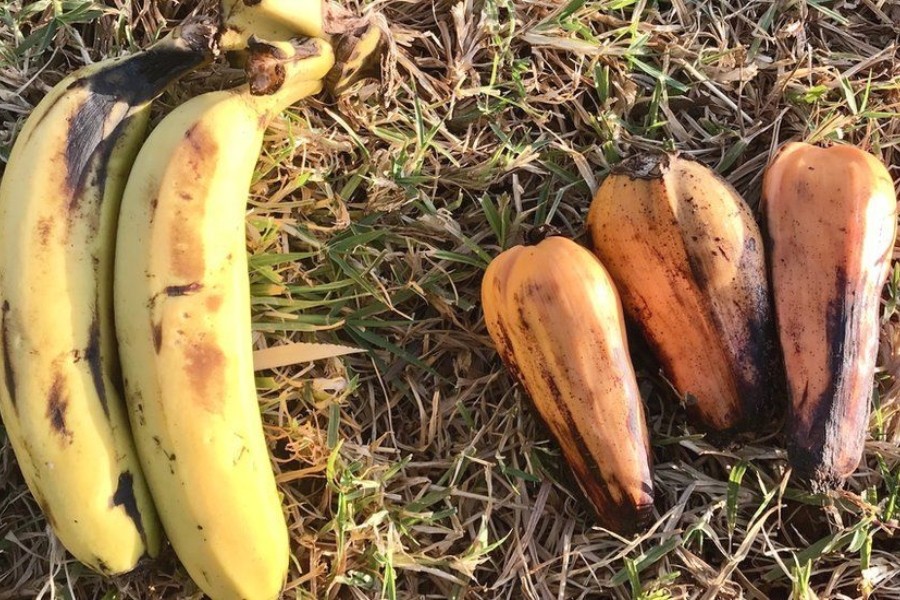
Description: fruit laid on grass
xmin=762 ymin=142 xmax=898 ymax=489
xmin=587 ymin=153 xmax=775 ymax=439
xmin=114 ymin=37 xmax=334 ymax=600
xmin=481 ymin=230 xmax=654 ymax=534
xmin=0 ymin=18 xmax=216 ymax=576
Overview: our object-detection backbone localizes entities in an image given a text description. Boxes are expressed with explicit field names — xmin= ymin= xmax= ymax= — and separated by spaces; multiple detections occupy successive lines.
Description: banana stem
xmin=244 ymin=37 xmax=335 ymax=116
xmin=524 ymin=225 xmax=564 ymax=246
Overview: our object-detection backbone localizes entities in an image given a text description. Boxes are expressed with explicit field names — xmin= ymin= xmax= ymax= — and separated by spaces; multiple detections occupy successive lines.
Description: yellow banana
xmin=219 ymin=0 xmax=331 ymax=47
xmin=114 ymin=38 xmax=334 ymax=600
xmin=0 ymin=20 xmax=215 ymax=574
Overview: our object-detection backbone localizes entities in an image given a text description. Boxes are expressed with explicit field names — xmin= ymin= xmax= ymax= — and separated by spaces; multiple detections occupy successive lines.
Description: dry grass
xmin=2 ymin=0 xmax=900 ymax=598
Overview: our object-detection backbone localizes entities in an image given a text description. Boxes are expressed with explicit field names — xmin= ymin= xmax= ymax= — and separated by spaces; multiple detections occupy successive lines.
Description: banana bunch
xmin=0 ymin=1 xmax=384 ymax=598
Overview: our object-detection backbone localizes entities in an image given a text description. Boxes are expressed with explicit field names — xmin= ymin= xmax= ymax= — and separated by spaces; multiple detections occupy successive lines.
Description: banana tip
xmin=172 ymin=16 xmax=220 ymax=56
xmin=324 ymin=18 xmax=387 ymax=96
xmin=610 ymin=153 xmax=671 ymax=180
xmin=245 ymin=37 xmax=326 ymax=96
xmin=246 ymin=44 xmax=287 ymax=96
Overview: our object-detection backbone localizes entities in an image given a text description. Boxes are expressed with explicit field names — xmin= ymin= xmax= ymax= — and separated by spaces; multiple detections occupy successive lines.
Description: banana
xmin=114 ymin=38 xmax=334 ymax=600
xmin=763 ymin=143 xmax=898 ymax=488
xmin=325 ymin=18 xmax=386 ymax=96
xmin=0 ymin=20 xmax=215 ymax=575
xmin=219 ymin=0 xmax=331 ymax=46
xmin=482 ymin=233 xmax=654 ymax=533
xmin=588 ymin=153 xmax=774 ymax=437
xmin=218 ymin=0 xmax=385 ymax=94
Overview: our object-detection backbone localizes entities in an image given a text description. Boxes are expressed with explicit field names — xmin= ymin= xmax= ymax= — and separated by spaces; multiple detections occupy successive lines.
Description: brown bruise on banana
xmin=205 ymin=295 xmax=223 ymax=312
xmin=482 ymin=238 xmax=653 ymax=532
xmin=184 ymin=338 xmax=227 ymax=413
xmin=763 ymin=143 xmax=897 ymax=488
xmin=112 ymin=471 xmax=147 ymax=546
xmin=588 ymin=154 xmax=773 ymax=435
xmin=169 ymin=124 xmax=214 ymax=280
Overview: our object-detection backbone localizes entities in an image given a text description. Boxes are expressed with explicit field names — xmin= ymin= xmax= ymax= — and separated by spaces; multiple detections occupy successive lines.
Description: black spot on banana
xmin=164 ymin=282 xmax=204 ymax=297
xmin=1 ymin=302 xmax=17 ymax=411
xmin=64 ymin=35 xmax=216 ymax=206
xmin=95 ymin=558 xmax=112 ymax=576
xmin=112 ymin=472 xmax=147 ymax=547
xmin=151 ymin=321 xmax=164 ymax=354
xmin=84 ymin=313 xmax=109 ymax=417
xmin=0 ymin=18 xmax=216 ymax=575
xmin=45 ymin=374 xmax=72 ymax=442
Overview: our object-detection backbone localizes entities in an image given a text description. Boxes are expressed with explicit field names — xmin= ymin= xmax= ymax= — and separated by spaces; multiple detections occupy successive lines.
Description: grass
xmin=2 ymin=0 xmax=900 ymax=598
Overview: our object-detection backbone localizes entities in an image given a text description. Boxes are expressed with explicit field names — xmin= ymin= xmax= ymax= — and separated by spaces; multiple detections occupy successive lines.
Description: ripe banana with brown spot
xmin=0 ymin=20 xmax=215 ymax=574
xmin=763 ymin=142 xmax=898 ymax=489
xmin=114 ymin=38 xmax=334 ymax=600
xmin=481 ymin=232 xmax=654 ymax=533
xmin=587 ymin=154 xmax=775 ymax=438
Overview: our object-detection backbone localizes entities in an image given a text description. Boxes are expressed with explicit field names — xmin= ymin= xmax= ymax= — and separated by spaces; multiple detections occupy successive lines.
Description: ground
xmin=1 ymin=0 xmax=900 ymax=598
